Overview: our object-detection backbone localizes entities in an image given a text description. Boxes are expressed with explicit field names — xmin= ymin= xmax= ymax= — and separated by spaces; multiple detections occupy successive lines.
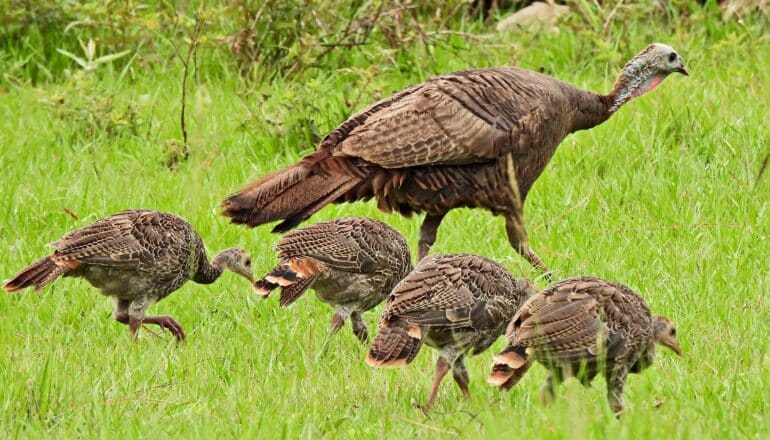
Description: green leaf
xmin=56 ymin=48 xmax=88 ymax=69
xmin=93 ymin=50 xmax=132 ymax=65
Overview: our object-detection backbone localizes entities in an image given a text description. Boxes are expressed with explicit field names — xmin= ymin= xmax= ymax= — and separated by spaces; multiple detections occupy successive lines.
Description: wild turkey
xmin=3 ymin=210 xmax=254 ymax=342
xmin=366 ymin=253 xmax=536 ymax=411
xmin=488 ymin=276 xmax=681 ymax=414
xmin=221 ymin=43 xmax=688 ymax=276
xmin=253 ymin=217 xmax=412 ymax=344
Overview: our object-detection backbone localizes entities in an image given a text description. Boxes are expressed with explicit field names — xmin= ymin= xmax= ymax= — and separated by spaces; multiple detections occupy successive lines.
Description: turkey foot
xmin=143 ymin=315 xmax=186 ymax=342
xmin=414 ymin=356 xmax=450 ymax=415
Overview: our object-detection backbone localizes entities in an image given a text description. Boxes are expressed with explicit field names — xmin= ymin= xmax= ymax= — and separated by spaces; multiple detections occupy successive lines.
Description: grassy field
xmin=1 ymin=2 xmax=768 ymax=438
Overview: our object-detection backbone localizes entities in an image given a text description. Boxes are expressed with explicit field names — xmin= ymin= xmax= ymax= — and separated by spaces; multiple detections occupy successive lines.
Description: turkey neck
xmin=572 ymin=60 xmax=667 ymax=127
xmin=567 ymin=88 xmax=613 ymax=132
xmin=606 ymin=60 xmax=666 ymax=114
xmin=193 ymin=246 xmax=225 ymax=284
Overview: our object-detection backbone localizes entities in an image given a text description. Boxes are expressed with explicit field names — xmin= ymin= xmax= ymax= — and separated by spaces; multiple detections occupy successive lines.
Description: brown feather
xmin=288 ymin=258 xmax=321 ymax=279
xmin=279 ymin=274 xmax=318 ymax=307
xmin=253 ymin=278 xmax=278 ymax=298
xmin=488 ymin=345 xmax=531 ymax=389
xmin=366 ymin=320 xmax=424 ymax=368
xmin=3 ymin=257 xmax=68 ymax=292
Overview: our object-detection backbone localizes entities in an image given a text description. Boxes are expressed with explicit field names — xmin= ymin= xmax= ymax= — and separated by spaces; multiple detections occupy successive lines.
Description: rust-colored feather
xmin=3 ymin=257 xmax=68 ymax=292
xmin=366 ymin=321 xmax=423 ymax=368
xmin=279 ymin=274 xmax=318 ymax=307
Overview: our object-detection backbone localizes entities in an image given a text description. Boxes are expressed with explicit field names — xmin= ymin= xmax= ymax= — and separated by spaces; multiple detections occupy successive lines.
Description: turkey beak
xmin=238 ymin=267 xmax=255 ymax=283
xmin=675 ymin=65 xmax=689 ymax=76
xmin=667 ymin=340 xmax=682 ymax=356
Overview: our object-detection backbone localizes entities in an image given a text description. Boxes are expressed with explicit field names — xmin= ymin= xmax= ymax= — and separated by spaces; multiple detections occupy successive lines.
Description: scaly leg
xmin=319 ymin=312 xmax=346 ymax=356
xmin=503 ymin=153 xmax=551 ymax=279
xmin=420 ymin=356 xmax=451 ymax=413
xmin=452 ymin=356 xmax=471 ymax=398
xmin=328 ymin=312 xmax=345 ymax=335
xmin=541 ymin=374 xmax=556 ymax=406
xmin=127 ymin=298 xmax=150 ymax=342
xmin=606 ymin=367 xmax=629 ymax=416
xmin=504 ymin=214 xmax=552 ymax=279
xmin=143 ymin=316 xmax=186 ymax=342
xmin=113 ymin=299 xmax=130 ymax=325
xmin=350 ymin=311 xmax=368 ymax=343
xmin=122 ymin=298 xmax=185 ymax=342
xmin=418 ymin=213 xmax=446 ymax=260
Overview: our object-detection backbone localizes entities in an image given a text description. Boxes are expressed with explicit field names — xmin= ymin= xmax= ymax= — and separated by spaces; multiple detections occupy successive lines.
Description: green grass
xmin=1 ymin=5 xmax=769 ymax=439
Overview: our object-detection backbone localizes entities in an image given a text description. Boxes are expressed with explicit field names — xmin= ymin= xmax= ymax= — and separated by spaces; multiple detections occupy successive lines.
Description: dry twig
xmin=394 ymin=415 xmax=459 ymax=436
xmin=166 ymin=5 xmax=206 ymax=169
xmin=61 ymin=207 xmax=79 ymax=220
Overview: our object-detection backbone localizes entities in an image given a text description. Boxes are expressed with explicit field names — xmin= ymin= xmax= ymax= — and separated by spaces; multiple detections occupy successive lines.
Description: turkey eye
xmin=668 ymin=52 xmax=677 ymax=62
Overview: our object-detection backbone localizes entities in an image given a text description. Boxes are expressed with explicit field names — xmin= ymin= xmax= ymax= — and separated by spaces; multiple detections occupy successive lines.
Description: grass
xmin=1 ymin=4 xmax=769 ymax=439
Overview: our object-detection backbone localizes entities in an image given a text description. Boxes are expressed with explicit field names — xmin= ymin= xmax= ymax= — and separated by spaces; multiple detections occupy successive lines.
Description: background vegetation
xmin=0 ymin=0 xmax=768 ymax=438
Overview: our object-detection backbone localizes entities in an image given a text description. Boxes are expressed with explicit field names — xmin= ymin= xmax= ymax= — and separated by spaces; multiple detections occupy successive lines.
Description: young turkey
xmin=488 ymin=276 xmax=681 ymax=415
xmin=253 ymin=217 xmax=412 ymax=344
xmin=3 ymin=210 xmax=254 ymax=342
xmin=222 ymin=43 xmax=688 ymax=277
xmin=366 ymin=253 xmax=536 ymax=411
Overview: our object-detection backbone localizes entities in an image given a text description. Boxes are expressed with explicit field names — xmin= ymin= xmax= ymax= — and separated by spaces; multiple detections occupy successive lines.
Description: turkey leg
xmin=350 ymin=311 xmax=369 ymax=343
xmin=419 ymin=356 xmax=451 ymax=413
xmin=143 ymin=316 xmax=186 ymax=342
xmin=606 ymin=366 xmax=629 ymax=416
xmin=418 ymin=213 xmax=445 ymax=260
xmin=121 ymin=297 xmax=185 ymax=342
xmin=452 ymin=357 xmax=471 ymax=398
xmin=504 ymin=154 xmax=552 ymax=278
xmin=319 ymin=312 xmax=346 ymax=356
xmin=505 ymin=215 xmax=551 ymax=278
xmin=541 ymin=374 xmax=556 ymax=405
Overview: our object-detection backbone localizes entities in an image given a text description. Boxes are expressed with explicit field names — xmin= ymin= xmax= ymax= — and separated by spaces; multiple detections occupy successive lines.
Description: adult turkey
xmin=253 ymin=217 xmax=412 ymax=344
xmin=487 ymin=276 xmax=681 ymax=414
xmin=3 ymin=210 xmax=255 ymax=342
xmin=366 ymin=253 xmax=536 ymax=411
xmin=222 ymin=43 xmax=688 ymax=276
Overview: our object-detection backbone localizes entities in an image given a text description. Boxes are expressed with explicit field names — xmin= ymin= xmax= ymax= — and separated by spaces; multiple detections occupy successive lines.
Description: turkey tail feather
xmin=279 ymin=274 xmax=317 ymax=307
xmin=271 ymin=174 xmax=359 ymax=233
xmin=221 ymin=152 xmax=361 ymax=230
xmin=366 ymin=321 xmax=423 ymax=368
xmin=488 ymin=344 xmax=532 ymax=389
xmin=254 ymin=262 xmax=319 ymax=306
xmin=3 ymin=257 xmax=68 ymax=292
xmin=253 ymin=279 xmax=279 ymax=298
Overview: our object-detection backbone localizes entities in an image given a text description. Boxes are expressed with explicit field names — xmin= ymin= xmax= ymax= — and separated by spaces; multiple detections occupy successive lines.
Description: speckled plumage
xmin=488 ymin=276 xmax=681 ymax=414
xmin=253 ymin=217 xmax=412 ymax=343
xmin=367 ymin=253 xmax=536 ymax=410
xmin=3 ymin=210 xmax=254 ymax=341
xmin=222 ymin=44 xmax=687 ymax=277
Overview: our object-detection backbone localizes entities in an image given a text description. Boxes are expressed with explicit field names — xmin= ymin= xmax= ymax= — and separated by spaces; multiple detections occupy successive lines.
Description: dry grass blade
xmin=394 ymin=415 xmax=459 ymax=436
xmin=755 ymin=152 xmax=769 ymax=188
